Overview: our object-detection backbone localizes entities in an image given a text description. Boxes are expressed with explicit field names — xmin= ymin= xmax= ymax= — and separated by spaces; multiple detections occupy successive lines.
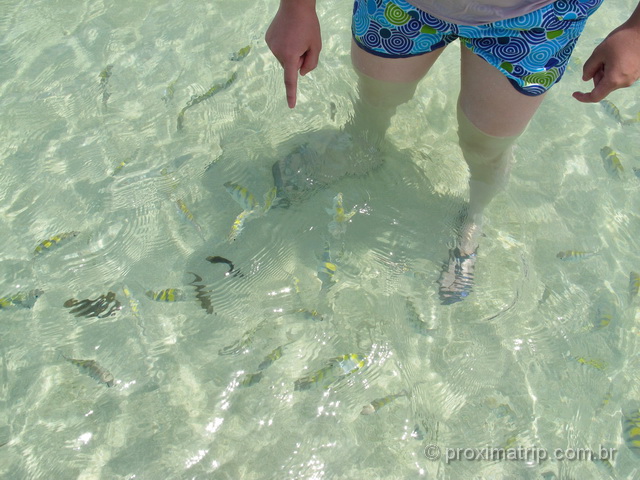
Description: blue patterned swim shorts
xmin=352 ymin=0 xmax=604 ymax=95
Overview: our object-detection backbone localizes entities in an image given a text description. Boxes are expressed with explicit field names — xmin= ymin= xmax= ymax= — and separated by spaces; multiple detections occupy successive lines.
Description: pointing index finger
xmin=283 ymin=58 xmax=302 ymax=109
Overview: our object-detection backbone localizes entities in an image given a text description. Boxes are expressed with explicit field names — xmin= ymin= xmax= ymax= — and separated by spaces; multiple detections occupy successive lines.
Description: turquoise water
xmin=1 ymin=0 xmax=640 ymax=478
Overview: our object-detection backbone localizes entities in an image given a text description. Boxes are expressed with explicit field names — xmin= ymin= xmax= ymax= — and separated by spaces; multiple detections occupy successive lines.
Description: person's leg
xmin=437 ymin=44 xmax=547 ymax=305
xmin=455 ymin=44 xmax=546 ymax=255
xmin=272 ymin=41 xmax=446 ymax=203
xmin=347 ymin=39 xmax=445 ymax=147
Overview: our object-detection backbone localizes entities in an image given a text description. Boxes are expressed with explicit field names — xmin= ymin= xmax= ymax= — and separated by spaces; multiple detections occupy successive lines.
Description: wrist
xmin=280 ymin=0 xmax=316 ymax=8
xmin=625 ymin=3 xmax=640 ymax=29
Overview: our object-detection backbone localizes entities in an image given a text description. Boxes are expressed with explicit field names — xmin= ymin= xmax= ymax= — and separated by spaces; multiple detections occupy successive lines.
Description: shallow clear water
xmin=1 ymin=0 xmax=640 ymax=479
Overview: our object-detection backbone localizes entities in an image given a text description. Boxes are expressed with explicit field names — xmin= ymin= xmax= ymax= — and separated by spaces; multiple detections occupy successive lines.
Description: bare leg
xmin=272 ymin=41 xmax=447 ymax=203
xmin=438 ymin=45 xmax=547 ymax=304
xmin=348 ymin=39 xmax=445 ymax=147
xmin=456 ymin=45 xmax=546 ymax=254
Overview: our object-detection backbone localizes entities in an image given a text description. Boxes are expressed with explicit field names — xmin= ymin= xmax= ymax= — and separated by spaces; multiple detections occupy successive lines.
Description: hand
xmin=573 ymin=22 xmax=640 ymax=103
xmin=265 ymin=1 xmax=322 ymax=108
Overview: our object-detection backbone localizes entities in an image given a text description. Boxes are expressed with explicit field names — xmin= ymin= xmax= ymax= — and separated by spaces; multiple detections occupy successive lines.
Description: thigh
xmin=351 ymin=38 xmax=444 ymax=84
xmin=457 ymin=0 xmax=604 ymax=136
xmin=459 ymin=45 xmax=546 ymax=137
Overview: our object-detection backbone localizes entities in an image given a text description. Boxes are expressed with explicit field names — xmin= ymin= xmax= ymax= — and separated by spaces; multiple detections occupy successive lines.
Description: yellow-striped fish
xmin=556 ymin=250 xmax=598 ymax=261
xmin=623 ymin=409 xmax=640 ymax=457
xmin=218 ymin=323 xmax=261 ymax=356
xmin=99 ymin=64 xmax=113 ymax=106
xmin=99 ymin=64 xmax=113 ymax=86
xmin=326 ymin=192 xmax=356 ymax=238
xmin=262 ymin=187 xmax=278 ymax=213
xmin=286 ymin=308 xmax=323 ymax=321
xmin=317 ymin=241 xmax=337 ymax=289
xmin=239 ymin=371 xmax=263 ymax=387
xmin=294 ymin=353 xmax=366 ymax=391
xmin=361 ymin=390 xmax=408 ymax=415
xmin=228 ymin=209 xmax=257 ymax=242
xmin=121 ymin=285 xmax=140 ymax=317
xmin=224 ymin=181 xmax=259 ymax=211
xmin=600 ymin=146 xmax=624 ymax=178
xmin=145 ymin=289 xmax=185 ymax=302
xmin=161 ymin=78 xmax=177 ymax=104
xmin=405 ymin=297 xmax=436 ymax=336
xmin=258 ymin=346 xmax=284 ymax=371
xmin=177 ymin=72 xmax=237 ymax=131
xmin=230 ymin=45 xmax=251 ymax=61
xmin=630 ymin=271 xmax=640 ymax=301
xmin=33 ymin=231 xmax=79 ymax=256
xmin=600 ymin=100 xmax=623 ymax=124
xmin=0 ymin=289 xmax=43 ymax=309
xmin=593 ymin=307 xmax=614 ymax=330
xmin=60 ymin=352 xmax=114 ymax=387
xmin=175 ymin=198 xmax=204 ymax=237
xmin=573 ymin=355 xmax=607 ymax=371
xmin=111 ymin=158 xmax=129 ymax=175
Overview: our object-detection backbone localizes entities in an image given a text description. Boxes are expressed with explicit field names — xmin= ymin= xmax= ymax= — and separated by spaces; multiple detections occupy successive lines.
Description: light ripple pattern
xmin=1 ymin=0 xmax=640 ymax=479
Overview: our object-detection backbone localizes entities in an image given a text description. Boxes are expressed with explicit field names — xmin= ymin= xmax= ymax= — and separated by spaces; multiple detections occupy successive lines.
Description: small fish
xmin=258 ymin=346 xmax=284 ymax=371
xmin=219 ymin=327 xmax=257 ymax=356
xmin=64 ymin=292 xmax=122 ymax=318
xmin=600 ymin=146 xmax=624 ymax=178
xmin=0 ymin=289 xmax=43 ymax=309
xmin=121 ymin=285 xmax=140 ymax=317
xmin=361 ymin=390 xmax=407 ymax=415
xmin=239 ymin=371 xmax=263 ymax=387
xmin=33 ymin=231 xmax=79 ymax=256
xmin=224 ymin=182 xmax=259 ymax=211
xmin=592 ymin=303 xmax=615 ymax=330
xmin=206 ymin=256 xmax=243 ymax=277
xmin=538 ymin=285 xmax=553 ymax=306
xmin=633 ymin=167 xmax=640 ymax=179
xmin=111 ymin=158 xmax=129 ymax=175
xmin=145 ymin=289 xmax=185 ymax=302
xmin=405 ymin=297 xmax=436 ymax=336
xmin=294 ymin=353 xmax=366 ymax=391
xmin=556 ymin=250 xmax=598 ymax=261
xmin=600 ymin=100 xmax=623 ymax=124
xmin=177 ymin=72 xmax=237 ymax=131
xmin=99 ymin=64 xmax=113 ymax=86
xmin=630 ymin=271 xmax=640 ymax=301
xmin=326 ymin=193 xmax=356 ymax=238
xmin=262 ymin=187 xmax=278 ymax=213
xmin=230 ymin=45 xmax=251 ymax=61
xmin=162 ymin=79 xmax=177 ymax=104
xmin=623 ymin=409 xmax=640 ymax=456
xmin=286 ymin=308 xmax=323 ymax=321
xmin=99 ymin=65 xmax=114 ymax=106
xmin=317 ymin=241 xmax=337 ymax=289
xmin=60 ymin=352 xmax=114 ymax=387
xmin=228 ymin=209 xmax=257 ymax=242
xmin=175 ymin=198 xmax=204 ymax=237
xmin=573 ymin=355 xmax=607 ymax=371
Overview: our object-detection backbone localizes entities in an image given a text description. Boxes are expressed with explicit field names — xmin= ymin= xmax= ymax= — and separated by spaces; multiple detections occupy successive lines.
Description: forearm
xmin=278 ymin=0 xmax=316 ymax=10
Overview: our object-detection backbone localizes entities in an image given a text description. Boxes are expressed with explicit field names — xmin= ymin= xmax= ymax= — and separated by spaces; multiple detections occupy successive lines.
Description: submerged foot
xmin=438 ymin=247 xmax=477 ymax=305
xmin=437 ymin=215 xmax=482 ymax=305
xmin=272 ymin=129 xmax=382 ymax=206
